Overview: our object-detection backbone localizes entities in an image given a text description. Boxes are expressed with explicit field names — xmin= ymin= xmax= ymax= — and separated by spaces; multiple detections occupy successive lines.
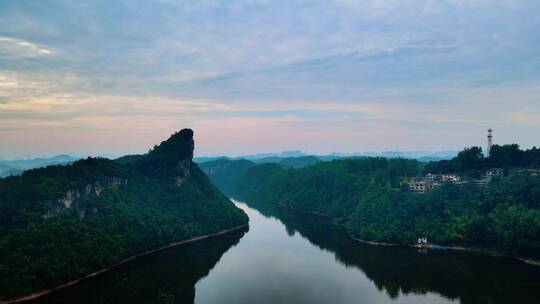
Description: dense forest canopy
xmin=0 ymin=129 xmax=248 ymax=300
xmin=424 ymin=144 xmax=540 ymax=176
xmin=203 ymin=144 xmax=540 ymax=260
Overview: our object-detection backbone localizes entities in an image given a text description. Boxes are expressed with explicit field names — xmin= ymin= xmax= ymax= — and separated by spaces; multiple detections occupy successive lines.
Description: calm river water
xmin=33 ymin=198 xmax=540 ymax=304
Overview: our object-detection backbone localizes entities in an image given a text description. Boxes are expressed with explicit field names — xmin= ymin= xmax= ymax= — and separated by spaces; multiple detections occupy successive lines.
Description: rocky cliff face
xmin=133 ymin=128 xmax=195 ymax=183
xmin=44 ymin=177 xmax=128 ymax=219
xmin=57 ymin=177 xmax=128 ymax=208
xmin=43 ymin=129 xmax=198 ymax=219
xmin=175 ymin=130 xmax=194 ymax=184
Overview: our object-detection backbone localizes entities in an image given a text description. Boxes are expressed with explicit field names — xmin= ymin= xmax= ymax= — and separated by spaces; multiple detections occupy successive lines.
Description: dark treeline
xmin=424 ymin=144 xmax=540 ymax=176
xmin=0 ymin=129 xmax=248 ymax=300
xmin=202 ymin=147 xmax=540 ymax=259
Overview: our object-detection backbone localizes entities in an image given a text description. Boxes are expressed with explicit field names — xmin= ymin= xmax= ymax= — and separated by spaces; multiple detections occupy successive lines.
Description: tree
xmin=455 ymin=146 xmax=484 ymax=171
xmin=488 ymin=144 xmax=523 ymax=168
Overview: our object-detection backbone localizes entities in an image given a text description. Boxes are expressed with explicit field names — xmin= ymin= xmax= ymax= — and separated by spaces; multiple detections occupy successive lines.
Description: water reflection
xmin=234 ymin=196 xmax=540 ymax=304
xmin=30 ymin=228 xmax=247 ymax=304
xmin=28 ymin=194 xmax=540 ymax=304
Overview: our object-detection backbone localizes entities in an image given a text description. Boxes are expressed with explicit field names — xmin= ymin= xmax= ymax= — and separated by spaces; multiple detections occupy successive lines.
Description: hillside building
xmin=486 ymin=168 xmax=504 ymax=177
xmin=409 ymin=178 xmax=440 ymax=193
xmin=408 ymin=173 xmax=462 ymax=193
xmin=475 ymin=178 xmax=490 ymax=188
xmin=475 ymin=168 xmax=504 ymax=189
xmin=442 ymin=174 xmax=461 ymax=182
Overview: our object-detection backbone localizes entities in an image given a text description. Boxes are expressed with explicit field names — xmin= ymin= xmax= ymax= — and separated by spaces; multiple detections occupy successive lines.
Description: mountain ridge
xmin=0 ymin=129 xmax=248 ymax=300
xmin=0 ymin=155 xmax=77 ymax=178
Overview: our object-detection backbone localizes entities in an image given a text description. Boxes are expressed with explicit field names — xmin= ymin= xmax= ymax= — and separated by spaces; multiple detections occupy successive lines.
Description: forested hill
xmin=204 ymin=149 xmax=540 ymax=260
xmin=197 ymin=156 xmax=322 ymax=193
xmin=0 ymin=129 xmax=248 ymax=301
xmin=198 ymin=159 xmax=256 ymax=193
xmin=424 ymin=144 xmax=540 ymax=176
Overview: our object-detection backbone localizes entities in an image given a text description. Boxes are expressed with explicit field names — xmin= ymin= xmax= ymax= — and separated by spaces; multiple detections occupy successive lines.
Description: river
xmin=32 ymin=198 xmax=540 ymax=304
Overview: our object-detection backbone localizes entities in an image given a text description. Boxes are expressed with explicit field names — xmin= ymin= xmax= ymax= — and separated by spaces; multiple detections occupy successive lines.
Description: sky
xmin=1 ymin=0 xmax=539 ymax=158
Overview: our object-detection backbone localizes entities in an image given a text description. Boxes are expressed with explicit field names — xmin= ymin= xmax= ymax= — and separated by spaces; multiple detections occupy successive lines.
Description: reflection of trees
xmin=31 ymin=228 xmax=247 ymax=304
xmin=235 ymin=193 xmax=540 ymax=304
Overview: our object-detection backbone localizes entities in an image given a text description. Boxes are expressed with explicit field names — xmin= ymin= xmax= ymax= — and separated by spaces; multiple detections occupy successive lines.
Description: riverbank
xmin=276 ymin=202 xmax=399 ymax=247
xmin=274 ymin=201 xmax=540 ymax=267
xmin=0 ymin=224 xmax=249 ymax=304
xmin=412 ymin=243 xmax=540 ymax=267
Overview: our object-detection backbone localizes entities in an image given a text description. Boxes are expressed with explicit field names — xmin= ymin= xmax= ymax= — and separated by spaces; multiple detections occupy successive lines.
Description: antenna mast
xmin=487 ymin=129 xmax=493 ymax=156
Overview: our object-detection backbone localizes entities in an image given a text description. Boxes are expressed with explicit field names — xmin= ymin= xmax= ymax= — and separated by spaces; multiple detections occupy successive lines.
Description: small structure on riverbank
xmin=416 ymin=237 xmax=429 ymax=247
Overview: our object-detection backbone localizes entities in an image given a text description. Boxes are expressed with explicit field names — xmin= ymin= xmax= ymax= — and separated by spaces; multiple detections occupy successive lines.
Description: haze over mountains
xmin=194 ymin=150 xmax=457 ymax=164
xmin=0 ymin=155 xmax=77 ymax=178
xmin=0 ymin=150 xmax=456 ymax=178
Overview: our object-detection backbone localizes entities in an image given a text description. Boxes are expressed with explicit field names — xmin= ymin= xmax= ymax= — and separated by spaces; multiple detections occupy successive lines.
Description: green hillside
xmin=205 ymin=146 xmax=540 ymax=259
xmin=0 ymin=129 xmax=248 ymax=300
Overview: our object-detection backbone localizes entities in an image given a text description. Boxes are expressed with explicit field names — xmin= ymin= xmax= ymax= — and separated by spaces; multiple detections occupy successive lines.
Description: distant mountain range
xmin=0 ymin=155 xmax=77 ymax=178
xmin=194 ymin=150 xmax=457 ymax=164
xmin=0 ymin=150 xmax=457 ymax=179
xmin=1 ymin=149 xmax=457 ymax=179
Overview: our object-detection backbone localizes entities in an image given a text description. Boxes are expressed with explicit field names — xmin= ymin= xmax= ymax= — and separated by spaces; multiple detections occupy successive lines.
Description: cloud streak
xmin=0 ymin=36 xmax=55 ymax=58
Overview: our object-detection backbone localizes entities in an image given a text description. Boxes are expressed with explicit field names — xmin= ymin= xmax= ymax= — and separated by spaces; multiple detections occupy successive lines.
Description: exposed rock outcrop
xmin=44 ymin=177 xmax=128 ymax=219
xmin=58 ymin=190 xmax=78 ymax=209
xmin=134 ymin=128 xmax=194 ymax=184
xmin=57 ymin=178 xmax=128 ymax=209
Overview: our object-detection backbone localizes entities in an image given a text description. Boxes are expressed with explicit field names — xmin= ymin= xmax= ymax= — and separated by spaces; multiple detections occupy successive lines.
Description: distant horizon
xmin=1 ymin=148 xmax=461 ymax=161
xmin=3 ymin=142 xmax=532 ymax=161
xmin=1 ymin=127 xmax=534 ymax=160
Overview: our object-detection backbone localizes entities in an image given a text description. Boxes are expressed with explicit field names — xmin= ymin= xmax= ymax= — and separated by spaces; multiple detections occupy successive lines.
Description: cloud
xmin=0 ymin=36 xmax=55 ymax=58
xmin=0 ymin=0 xmax=539 ymax=156
xmin=203 ymin=109 xmax=367 ymax=120
xmin=0 ymin=73 xmax=19 ymax=88
xmin=505 ymin=108 xmax=540 ymax=127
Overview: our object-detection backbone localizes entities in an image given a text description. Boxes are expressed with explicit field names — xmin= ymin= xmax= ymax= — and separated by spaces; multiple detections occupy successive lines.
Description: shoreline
xmin=1 ymin=224 xmax=249 ymax=304
xmin=411 ymin=243 xmax=540 ymax=267
xmin=274 ymin=201 xmax=540 ymax=267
